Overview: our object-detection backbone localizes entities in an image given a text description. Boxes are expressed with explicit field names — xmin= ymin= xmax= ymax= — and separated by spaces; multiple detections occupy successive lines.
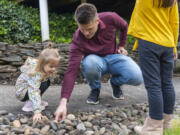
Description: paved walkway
xmin=0 ymin=77 xmax=180 ymax=114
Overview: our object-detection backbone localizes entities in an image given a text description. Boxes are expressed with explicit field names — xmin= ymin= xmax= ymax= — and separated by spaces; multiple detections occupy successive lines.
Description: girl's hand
xmin=33 ymin=113 xmax=43 ymax=121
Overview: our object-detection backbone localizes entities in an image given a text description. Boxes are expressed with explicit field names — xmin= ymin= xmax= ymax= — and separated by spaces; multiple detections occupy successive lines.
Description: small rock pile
xmin=0 ymin=103 xmax=180 ymax=135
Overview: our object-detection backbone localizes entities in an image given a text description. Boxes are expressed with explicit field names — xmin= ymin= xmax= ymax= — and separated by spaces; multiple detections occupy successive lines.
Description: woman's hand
xmin=174 ymin=53 xmax=178 ymax=60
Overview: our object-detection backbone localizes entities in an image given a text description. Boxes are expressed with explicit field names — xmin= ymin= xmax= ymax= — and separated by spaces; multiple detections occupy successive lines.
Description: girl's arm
xmin=27 ymin=73 xmax=43 ymax=114
xmin=27 ymin=86 xmax=42 ymax=114
xmin=20 ymin=57 xmax=37 ymax=73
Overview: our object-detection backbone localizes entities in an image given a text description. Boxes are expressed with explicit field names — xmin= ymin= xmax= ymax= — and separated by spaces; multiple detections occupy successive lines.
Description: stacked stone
xmin=0 ymin=42 xmax=113 ymax=85
xmin=0 ymin=42 xmax=72 ymax=85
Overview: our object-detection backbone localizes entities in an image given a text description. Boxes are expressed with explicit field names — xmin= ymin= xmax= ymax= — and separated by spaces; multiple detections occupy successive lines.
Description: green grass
xmin=163 ymin=118 xmax=180 ymax=135
xmin=134 ymin=117 xmax=180 ymax=135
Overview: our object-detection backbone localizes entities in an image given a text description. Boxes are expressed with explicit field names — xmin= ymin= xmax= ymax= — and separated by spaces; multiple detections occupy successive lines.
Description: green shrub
xmin=164 ymin=117 xmax=180 ymax=135
xmin=127 ymin=35 xmax=135 ymax=45
xmin=0 ymin=0 xmax=77 ymax=44
xmin=49 ymin=13 xmax=77 ymax=43
xmin=0 ymin=0 xmax=134 ymax=44
xmin=0 ymin=0 xmax=37 ymax=43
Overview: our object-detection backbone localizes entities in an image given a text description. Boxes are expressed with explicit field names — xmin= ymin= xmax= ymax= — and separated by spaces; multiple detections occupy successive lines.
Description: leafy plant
xmin=127 ymin=35 xmax=135 ymax=45
xmin=164 ymin=117 xmax=180 ymax=135
xmin=49 ymin=12 xmax=77 ymax=43
xmin=0 ymin=0 xmax=77 ymax=44
xmin=1 ymin=0 xmax=135 ymax=44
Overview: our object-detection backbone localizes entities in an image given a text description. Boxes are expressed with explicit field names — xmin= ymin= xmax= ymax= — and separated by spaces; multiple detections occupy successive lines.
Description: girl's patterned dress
xmin=15 ymin=57 xmax=46 ymax=114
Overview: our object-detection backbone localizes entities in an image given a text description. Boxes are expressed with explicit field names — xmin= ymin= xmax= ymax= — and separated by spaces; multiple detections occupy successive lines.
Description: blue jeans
xmin=82 ymin=54 xmax=143 ymax=90
xmin=138 ymin=39 xmax=175 ymax=120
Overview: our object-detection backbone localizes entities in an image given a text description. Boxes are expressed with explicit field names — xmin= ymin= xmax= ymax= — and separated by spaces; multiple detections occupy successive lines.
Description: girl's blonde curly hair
xmin=30 ymin=42 xmax=61 ymax=79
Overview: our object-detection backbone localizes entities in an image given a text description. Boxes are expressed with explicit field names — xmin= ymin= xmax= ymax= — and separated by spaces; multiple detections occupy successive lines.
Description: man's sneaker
xmin=22 ymin=100 xmax=33 ymax=112
xmin=110 ymin=81 xmax=124 ymax=100
xmin=86 ymin=89 xmax=100 ymax=105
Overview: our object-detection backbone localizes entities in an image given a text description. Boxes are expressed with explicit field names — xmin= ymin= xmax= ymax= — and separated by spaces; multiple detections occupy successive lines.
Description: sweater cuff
xmin=61 ymin=94 xmax=70 ymax=102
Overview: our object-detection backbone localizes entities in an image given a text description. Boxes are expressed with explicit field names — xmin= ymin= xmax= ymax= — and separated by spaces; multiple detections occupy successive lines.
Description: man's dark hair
xmin=75 ymin=3 xmax=97 ymax=24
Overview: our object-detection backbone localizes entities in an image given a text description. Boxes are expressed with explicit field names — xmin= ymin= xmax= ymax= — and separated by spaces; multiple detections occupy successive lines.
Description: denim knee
xmin=123 ymin=66 xmax=143 ymax=86
xmin=131 ymin=71 xmax=143 ymax=86
xmin=82 ymin=55 xmax=104 ymax=79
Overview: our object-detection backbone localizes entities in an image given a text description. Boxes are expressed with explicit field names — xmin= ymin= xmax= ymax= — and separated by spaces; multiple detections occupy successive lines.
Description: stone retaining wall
xmin=0 ymin=42 xmax=83 ymax=85
xmin=0 ymin=42 xmax=179 ymax=85
xmin=0 ymin=42 xmax=111 ymax=85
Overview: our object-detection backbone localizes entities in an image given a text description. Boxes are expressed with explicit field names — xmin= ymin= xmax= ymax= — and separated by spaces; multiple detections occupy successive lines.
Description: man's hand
xmin=118 ymin=47 xmax=128 ymax=55
xmin=54 ymin=98 xmax=67 ymax=122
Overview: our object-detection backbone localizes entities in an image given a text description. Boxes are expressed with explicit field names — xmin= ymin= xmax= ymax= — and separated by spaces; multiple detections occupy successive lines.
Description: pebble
xmin=24 ymin=128 xmax=31 ymax=135
xmin=64 ymin=119 xmax=73 ymax=126
xmin=84 ymin=130 xmax=94 ymax=135
xmin=12 ymin=128 xmax=25 ymax=134
xmin=67 ymin=114 xmax=75 ymax=121
xmin=65 ymin=125 xmax=74 ymax=131
xmin=2 ymin=117 xmax=10 ymax=125
xmin=13 ymin=120 xmax=21 ymax=128
xmin=99 ymin=127 xmax=106 ymax=134
xmin=0 ymin=131 xmax=8 ymax=135
xmin=84 ymin=121 xmax=92 ymax=128
xmin=40 ymin=125 xmax=50 ymax=134
xmin=0 ymin=103 xmax=178 ymax=135
xmin=50 ymin=121 xmax=57 ymax=131
xmin=0 ymin=110 xmax=8 ymax=116
xmin=77 ymin=123 xmax=86 ymax=131
xmin=57 ymin=129 xmax=66 ymax=135
xmin=20 ymin=117 xmax=28 ymax=124
xmin=7 ymin=113 xmax=15 ymax=122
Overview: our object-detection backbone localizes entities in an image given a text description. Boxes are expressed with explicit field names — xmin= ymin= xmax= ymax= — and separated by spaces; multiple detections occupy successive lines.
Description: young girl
xmin=15 ymin=43 xmax=61 ymax=121
xmin=128 ymin=0 xmax=179 ymax=134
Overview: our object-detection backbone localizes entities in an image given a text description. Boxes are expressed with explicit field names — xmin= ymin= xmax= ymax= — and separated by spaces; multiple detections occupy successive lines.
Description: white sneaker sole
xmin=112 ymin=94 xmax=125 ymax=100
xmin=22 ymin=107 xmax=33 ymax=112
xmin=86 ymin=100 xmax=99 ymax=105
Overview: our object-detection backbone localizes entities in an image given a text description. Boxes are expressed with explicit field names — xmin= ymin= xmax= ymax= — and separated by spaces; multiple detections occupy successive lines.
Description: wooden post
xmin=39 ymin=0 xmax=50 ymax=42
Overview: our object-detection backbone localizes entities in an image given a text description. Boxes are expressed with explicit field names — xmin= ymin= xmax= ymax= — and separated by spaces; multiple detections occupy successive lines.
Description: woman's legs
xmin=135 ymin=39 xmax=166 ymax=135
xmin=160 ymin=49 xmax=175 ymax=114
xmin=138 ymin=39 xmax=163 ymax=120
xmin=160 ymin=47 xmax=175 ymax=129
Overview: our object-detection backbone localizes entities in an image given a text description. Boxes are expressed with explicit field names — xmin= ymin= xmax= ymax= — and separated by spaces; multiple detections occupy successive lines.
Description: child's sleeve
xmin=27 ymin=74 xmax=43 ymax=114
xmin=20 ymin=57 xmax=37 ymax=73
